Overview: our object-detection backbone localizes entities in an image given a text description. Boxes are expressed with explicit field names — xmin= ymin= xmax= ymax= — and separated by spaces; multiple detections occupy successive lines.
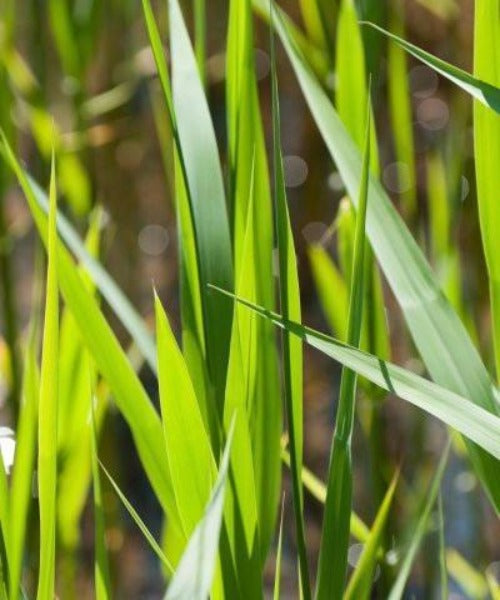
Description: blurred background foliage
xmin=0 ymin=0 xmax=498 ymax=597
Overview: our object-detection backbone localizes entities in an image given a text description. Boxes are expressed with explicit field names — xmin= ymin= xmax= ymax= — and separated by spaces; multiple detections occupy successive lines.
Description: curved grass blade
xmin=263 ymin=3 xmax=500 ymax=511
xmin=388 ymin=444 xmax=450 ymax=600
xmin=473 ymin=0 xmax=500 ymax=382
xmin=270 ymin=14 xmax=310 ymax=598
xmin=362 ymin=21 xmax=500 ymax=114
xmin=165 ymin=421 xmax=235 ymax=600
xmin=345 ymin=471 xmax=398 ymax=600
xmin=316 ymin=96 xmax=371 ymax=600
xmin=36 ymin=153 xmax=59 ymax=600
xmin=210 ymin=288 xmax=500 ymax=460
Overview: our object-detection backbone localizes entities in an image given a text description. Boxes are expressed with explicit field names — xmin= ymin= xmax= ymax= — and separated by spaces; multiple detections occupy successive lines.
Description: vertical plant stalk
xmin=36 ymin=154 xmax=59 ymax=600
xmin=473 ymin=0 xmax=500 ymax=383
xmin=270 ymin=12 xmax=311 ymax=599
xmin=316 ymin=98 xmax=371 ymax=600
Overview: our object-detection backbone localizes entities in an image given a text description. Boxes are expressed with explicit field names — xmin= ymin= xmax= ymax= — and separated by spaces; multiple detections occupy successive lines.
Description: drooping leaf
xmin=210 ymin=289 xmax=500 ymax=461
xmin=363 ymin=21 xmax=500 ymax=114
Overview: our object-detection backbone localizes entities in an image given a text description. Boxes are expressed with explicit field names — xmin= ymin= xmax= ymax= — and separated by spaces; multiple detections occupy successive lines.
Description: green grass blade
xmin=0 ymin=135 xmax=181 ymax=535
xmin=270 ymin=14 xmax=310 ymax=598
xmin=57 ymin=212 xmax=102 ymax=562
xmin=437 ymin=493 xmax=448 ymax=600
xmin=169 ymin=0 xmax=234 ymax=404
xmin=316 ymin=97 xmax=371 ymax=600
xmin=154 ymin=293 xmax=216 ymax=537
xmin=36 ymin=153 xmax=59 ymax=600
xmin=264 ymin=4 xmax=500 ymax=511
xmin=211 ymin=289 xmax=500 ymax=460
xmin=345 ymin=471 xmax=398 ymax=600
xmin=362 ymin=21 xmax=500 ymax=113
xmin=280 ymin=448 xmax=371 ymax=543
xmin=308 ymin=244 xmax=349 ymax=340
xmin=388 ymin=444 xmax=450 ymax=600
xmin=99 ymin=462 xmax=173 ymax=574
xmin=165 ymin=421 xmax=235 ymax=600
xmin=273 ymin=496 xmax=285 ymax=600
xmin=28 ymin=176 xmax=156 ymax=371
xmin=336 ymin=0 xmax=378 ymax=171
xmin=226 ymin=0 xmax=281 ymax=556
xmin=8 ymin=329 xmax=39 ymax=600
xmin=473 ymin=0 xmax=500 ymax=382
xmin=222 ymin=166 xmax=262 ymax=597
xmin=91 ymin=405 xmax=111 ymax=600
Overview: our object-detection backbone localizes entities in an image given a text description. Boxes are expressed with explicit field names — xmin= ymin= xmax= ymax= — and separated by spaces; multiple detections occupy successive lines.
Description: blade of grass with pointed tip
xmin=226 ymin=0 xmax=281 ymax=556
xmin=154 ymin=293 xmax=216 ymax=538
xmin=165 ymin=421 xmax=235 ymax=600
xmin=99 ymin=462 xmax=173 ymax=575
xmin=263 ymin=3 xmax=500 ymax=511
xmin=36 ymin=153 xmax=58 ymax=600
xmin=362 ymin=21 xmax=500 ymax=114
xmin=388 ymin=444 xmax=450 ymax=600
xmin=169 ymin=0 xmax=233 ymax=406
xmin=270 ymin=15 xmax=310 ymax=598
xmin=91 ymin=404 xmax=111 ymax=600
xmin=316 ymin=98 xmax=371 ymax=600
xmin=473 ymin=0 xmax=500 ymax=383
xmin=345 ymin=471 xmax=398 ymax=600
xmin=211 ymin=288 xmax=500 ymax=460
xmin=8 ymin=321 xmax=39 ymax=600
xmin=0 ymin=135 xmax=182 ymax=537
